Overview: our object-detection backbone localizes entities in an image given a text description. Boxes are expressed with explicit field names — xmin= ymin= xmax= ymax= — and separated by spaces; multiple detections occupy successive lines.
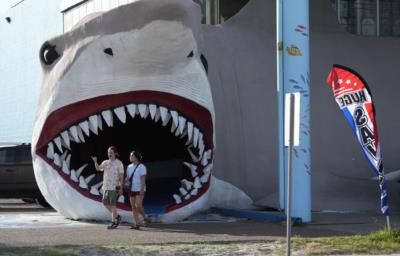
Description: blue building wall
xmin=0 ymin=0 xmax=62 ymax=143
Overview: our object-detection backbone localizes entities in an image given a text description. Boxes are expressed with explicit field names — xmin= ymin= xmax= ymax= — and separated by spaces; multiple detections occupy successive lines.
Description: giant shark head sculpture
xmin=31 ymin=0 xmax=230 ymax=223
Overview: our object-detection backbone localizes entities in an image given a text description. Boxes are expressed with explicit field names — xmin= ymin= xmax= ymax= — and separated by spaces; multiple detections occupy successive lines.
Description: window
xmin=203 ymin=0 xmax=250 ymax=24
xmin=0 ymin=146 xmax=31 ymax=165
xmin=63 ymin=0 xmax=251 ymax=31
xmin=331 ymin=0 xmax=400 ymax=37
xmin=0 ymin=148 xmax=15 ymax=165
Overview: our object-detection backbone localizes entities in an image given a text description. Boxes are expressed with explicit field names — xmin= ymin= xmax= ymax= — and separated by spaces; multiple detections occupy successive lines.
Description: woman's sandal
xmin=130 ymin=224 xmax=140 ymax=230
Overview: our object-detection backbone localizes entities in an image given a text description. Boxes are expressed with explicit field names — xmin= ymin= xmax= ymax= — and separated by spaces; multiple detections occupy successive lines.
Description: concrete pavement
xmin=0 ymin=199 xmax=399 ymax=248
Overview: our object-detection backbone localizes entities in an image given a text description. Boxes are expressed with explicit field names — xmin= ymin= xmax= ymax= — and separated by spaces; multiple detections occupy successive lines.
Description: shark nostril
xmin=41 ymin=43 xmax=60 ymax=66
xmin=104 ymin=48 xmax=114 ymax=56
xmin=187 ymin=51 xmax=194 ymax=58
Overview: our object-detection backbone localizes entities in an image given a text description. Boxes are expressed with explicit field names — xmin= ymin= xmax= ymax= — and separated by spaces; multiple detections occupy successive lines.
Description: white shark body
xmin=32 ymin=0 xmax=252 ymax=223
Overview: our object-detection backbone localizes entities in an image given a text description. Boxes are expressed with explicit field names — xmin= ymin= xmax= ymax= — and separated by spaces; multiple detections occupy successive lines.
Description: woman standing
xmin=91 ymin=146 xmax=124 ymax=229
xmin=126 ymin=150 xmax=147 ymax=229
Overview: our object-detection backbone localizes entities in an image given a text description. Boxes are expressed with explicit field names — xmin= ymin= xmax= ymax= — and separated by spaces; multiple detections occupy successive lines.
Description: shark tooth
xmin=180 ymin=130 xmax=188 ymax=141
xmin=190 ymin=188 xmax=199 ymax=196
xmin=170 ymin=111 xmax=178 ymax=128
xmin=201 ymin=152 xmax=208 ymax=166
xmin=79 ymin=121 xmax=90 ymax=136
xmin=69 ymin=126 xmax=79 ymax=142
xmin=162 ymin=113 xmax=171 ymax=126
xmin=90 ymin=186 xmax=100 ymax=196
xmin=160 ymin=107 xmax=169 ymax=123
xmin=85 ymin=174 xmax=96 ymax=184
xmin=79 ymin=176 xmax=88 ymax=189
xmin=53 ymin=137 xmax=63 ymax=153
xmin=114 ymin=106 xmax=127 ymax=123
xmin=193 ymin=128 xmax=199 ymax=148
xmin=126 ymin=104 xmax=136 ymax=118
xmin=102 ymin=110 xmax=113 ymax=127
xmin=76 ymin=164 xmax=88 ymax=177
xmin=187 ymin=147 xmax=201 ymax=163
xmin=92 ymin=181 xmax=103 ymax=189
xmin=60 ymin=131 xmax=70 ymax=150
xmin=60 ymin=151 xmax=68 ymax=160
xmin=53 ymin=153 xmax=61 ymax=167
xmin=198 ymin=132 xmax=205 ymax=154
xmin=70 ymin=169 xmax=79 ymax=183
xmin=117 ymin=195 xmax=125 ymax=203
xmin=66 ymin=154 xmax=71 ymax=167
xmin=149 ymin=104 xmax=157 ymax=120
xmin=184 ymin=194 xmax=191 ymax=200
xmin=184 ymin=162 xmax=198 ymax=177
xmin=138 ymin=104 xmax=149 ymax=118
xmin=88 ymin=115 xmax=99 ymax=135
xmin=179 ymin=187 xmax=188 ymax=196
xmin=47 ymin=143 xmax=54 ymax=160
xmin=186 ymin=122 xmax=193 ymax=143
xmin=97 ymin=115 xmax=103 ymax=131
xmin=194 ymin=177 xmax=202 ymax=189
xmin=200 ymin=163 xmax=213 ymax=183
xmin=174 ymin=125 xmax=181 ymax=136
xmin=178 ymin=116 xmax=186 ymax=134
xmin=171 ymin=120 xmax=177 ymax=133
xmin=181 ymin=179 xmax=193 ymax=190
xmin=77 ymin=126 xmax=86 ymax=142
xmin=173 ymin=194 xmax=182 ymax=204
xmin=154 ymin=108 xmax=161 ymax=122
xmin=62 ymin=160 xmax=70 ymax=175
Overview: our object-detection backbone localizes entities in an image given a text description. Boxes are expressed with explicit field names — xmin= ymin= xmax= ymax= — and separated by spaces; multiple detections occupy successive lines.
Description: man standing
xmin=92 ymin=146 xmax=124 ymax=229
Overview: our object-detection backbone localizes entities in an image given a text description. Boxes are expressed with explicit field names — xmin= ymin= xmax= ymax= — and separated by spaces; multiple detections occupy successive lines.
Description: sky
xmin=0 ymin=1 xmax=13 ymax=15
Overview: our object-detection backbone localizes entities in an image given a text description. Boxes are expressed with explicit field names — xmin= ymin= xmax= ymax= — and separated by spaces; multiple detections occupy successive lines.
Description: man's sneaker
xmin=107 ymin=222 xmax=118 ymax=229
xmin=116 ymin=215 xmax=122 ymax=225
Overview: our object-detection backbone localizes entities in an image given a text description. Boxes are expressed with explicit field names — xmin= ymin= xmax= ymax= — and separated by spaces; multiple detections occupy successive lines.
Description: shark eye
xmin=40 ymin=43 xmax=60 ymax=66
xmin=104 ymin=48 xmax=114 ymax=56
xmin=187 ymin=51 xmax=194 ymax=58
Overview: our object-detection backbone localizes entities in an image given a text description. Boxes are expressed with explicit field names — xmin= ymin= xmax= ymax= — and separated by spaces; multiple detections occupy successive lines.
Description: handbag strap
xmin=128 ymin=163 xmax=141 ymax=184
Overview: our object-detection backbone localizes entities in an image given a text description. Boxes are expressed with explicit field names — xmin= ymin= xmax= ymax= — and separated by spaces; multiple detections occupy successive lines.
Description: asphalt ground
xmin=0 ymin=199 xmax=399 ymax=248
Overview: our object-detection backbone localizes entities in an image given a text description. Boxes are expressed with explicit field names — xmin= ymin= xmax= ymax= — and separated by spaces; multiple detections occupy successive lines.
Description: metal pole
xmin=356 ymin=0 xmax=362 ymax=35
xmin=277 ymin=0 xmax=285 ymax=211
xmin=286 ymin=94 xmax=295 ymax=256
xmin=214 ymin=0 xmax=220 ymax=24
xmin=376 ymin=0 xmax=380 ymax=36
xmin=205 ymin=0 xmax=220 ymax=25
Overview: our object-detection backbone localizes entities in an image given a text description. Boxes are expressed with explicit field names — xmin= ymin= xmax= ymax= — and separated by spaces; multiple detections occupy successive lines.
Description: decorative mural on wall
xmin=31 ymin=0 xmax=252 ymax=223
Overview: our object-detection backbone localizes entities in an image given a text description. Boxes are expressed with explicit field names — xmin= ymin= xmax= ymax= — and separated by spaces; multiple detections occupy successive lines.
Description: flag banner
xmin=326 ymin=64 xmax=389 ymax=216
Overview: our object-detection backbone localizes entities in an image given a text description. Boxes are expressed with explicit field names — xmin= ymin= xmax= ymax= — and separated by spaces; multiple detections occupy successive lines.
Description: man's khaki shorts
xmin=103 ymin=190 xmax=117 ymax=206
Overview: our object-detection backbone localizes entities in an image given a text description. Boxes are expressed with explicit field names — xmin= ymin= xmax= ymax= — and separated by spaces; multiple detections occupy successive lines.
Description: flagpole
xmin=386 ymin=216 xmax=391 ymax=231
xmin=327 ymin=65 xmax=391 ymax=230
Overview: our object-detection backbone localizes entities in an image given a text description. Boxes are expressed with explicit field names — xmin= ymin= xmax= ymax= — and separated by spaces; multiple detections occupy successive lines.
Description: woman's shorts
xmin=103 ymin=190 xmax=117 ymax=206
xmin=129 ymin=191 xmax=141 ymax=197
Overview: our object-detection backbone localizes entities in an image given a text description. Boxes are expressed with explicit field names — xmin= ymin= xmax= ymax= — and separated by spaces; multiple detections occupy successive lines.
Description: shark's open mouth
xmin=35 ymin=90 xmax=214 ymax=213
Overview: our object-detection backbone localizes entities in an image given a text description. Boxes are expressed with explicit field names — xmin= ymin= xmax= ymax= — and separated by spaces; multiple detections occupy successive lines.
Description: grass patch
xmin=293 ymin=228 xmax=400 ymax=255
xmin=1 ymin=231 xmax=400 ymax=256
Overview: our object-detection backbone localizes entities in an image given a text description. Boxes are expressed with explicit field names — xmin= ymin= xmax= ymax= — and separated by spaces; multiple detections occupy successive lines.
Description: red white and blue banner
xmin=327 ymin=64 xmax=389 ymax=216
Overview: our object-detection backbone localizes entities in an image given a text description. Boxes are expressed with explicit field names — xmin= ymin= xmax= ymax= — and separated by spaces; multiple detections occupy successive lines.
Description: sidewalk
xmin=0 ymin=201 xmax=399 ymax=247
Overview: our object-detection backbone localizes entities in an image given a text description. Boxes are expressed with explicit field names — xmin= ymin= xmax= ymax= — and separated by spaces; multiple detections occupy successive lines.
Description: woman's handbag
xmin=123 ymin=164 xmax=140 ymax=193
